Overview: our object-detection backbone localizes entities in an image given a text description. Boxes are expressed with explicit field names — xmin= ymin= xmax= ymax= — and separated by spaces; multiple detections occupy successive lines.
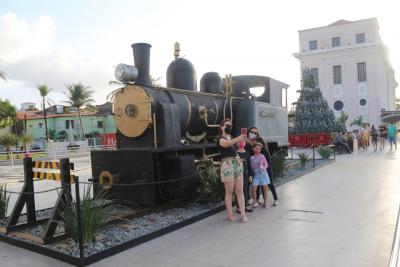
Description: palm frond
xmin=106 ymin=87 xmax=124 ymax=103
xmin=0 ymin=70 xmax=7 ymax=81
xmin=37 ymin=84 xmax=52 ymax=97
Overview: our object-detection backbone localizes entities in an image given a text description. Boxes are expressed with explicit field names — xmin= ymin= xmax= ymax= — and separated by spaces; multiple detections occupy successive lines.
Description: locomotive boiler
xmin=91 ymin=42 xmax=289 ymax=205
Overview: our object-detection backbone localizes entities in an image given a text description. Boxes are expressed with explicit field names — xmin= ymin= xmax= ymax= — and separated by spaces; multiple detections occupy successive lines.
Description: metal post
xmin=11 ymin=151 xmax=15 ymax=176
xmin=74 ymin=176 xmax=84 ymax=258
xmin=312 ymin=145 xmax=315 ymax=168
xmin=291 ymin=145 xmax=293 ymax=160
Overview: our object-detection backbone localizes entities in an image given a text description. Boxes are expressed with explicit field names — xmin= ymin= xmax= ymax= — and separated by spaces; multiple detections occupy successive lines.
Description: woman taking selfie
xmin=218 ymin=119 xmax=248 ymax=223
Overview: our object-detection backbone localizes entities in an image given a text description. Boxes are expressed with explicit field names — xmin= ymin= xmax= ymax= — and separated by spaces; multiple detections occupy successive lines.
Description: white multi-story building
xmin=294 ymin=18 xmax=397 ymax=129
xmin=20 ymin=102 xmax=36 ymax=111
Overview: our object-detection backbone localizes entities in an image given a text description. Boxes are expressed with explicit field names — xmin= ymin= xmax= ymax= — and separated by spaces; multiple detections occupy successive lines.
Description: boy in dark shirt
xmin=236 ymin=141 xmax=253 ymax=212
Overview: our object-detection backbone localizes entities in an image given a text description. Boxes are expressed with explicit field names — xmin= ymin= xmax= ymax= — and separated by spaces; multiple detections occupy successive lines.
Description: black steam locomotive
xmin=91 ymin=43 xmax=288 ymax=205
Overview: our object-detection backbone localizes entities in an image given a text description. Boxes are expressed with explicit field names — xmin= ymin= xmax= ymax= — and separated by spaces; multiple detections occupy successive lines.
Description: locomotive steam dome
xmin=166 ymin=57 xmax=197 ymax=91
xmin=200 ymin=72 xmax=222 ymax=94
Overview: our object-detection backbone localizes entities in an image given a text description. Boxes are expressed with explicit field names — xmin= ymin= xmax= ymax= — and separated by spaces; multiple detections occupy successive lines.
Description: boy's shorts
xmin=388 ymin=135 xmax=396 ymax=143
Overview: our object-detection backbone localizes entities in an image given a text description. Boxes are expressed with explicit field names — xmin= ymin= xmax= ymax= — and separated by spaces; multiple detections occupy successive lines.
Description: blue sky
xmin=0 ymin=0 xmax=399 ymax=110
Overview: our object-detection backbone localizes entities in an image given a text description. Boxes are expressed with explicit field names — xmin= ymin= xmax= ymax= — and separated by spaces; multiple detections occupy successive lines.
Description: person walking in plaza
xmin=218 ymin=119 xmax=248 ymax=223
xmin=245 ymin=127 xmax=278 ymax=207
xmin=250 ymin=143 xmax=271 ymax=209
xmin=370 ymin=125 xmax=378 ymax=151
xmin=362 ymin=127 xmax=370 ymax=151
xmin=387 ymin=122 xmax=398 ymax=150
xmin=236 ymin=140 xmax=253 ymax=213
xmin=379 ymin=125 xmax=387 ymax=150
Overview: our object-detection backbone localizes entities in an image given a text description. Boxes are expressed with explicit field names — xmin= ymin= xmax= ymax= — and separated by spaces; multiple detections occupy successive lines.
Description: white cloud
xmin=0 ymin=13 xmax=114 ymax=107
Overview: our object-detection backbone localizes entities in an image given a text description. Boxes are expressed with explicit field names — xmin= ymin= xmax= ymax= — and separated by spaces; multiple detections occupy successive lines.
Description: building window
xmin=65 ymin=120 xmax=75 ymax=129
xmin=359 ymin=98 xmax=367 ymax=106
xmin=97 ymin=121 xmax=104 ymax=129
xmin=356 ymin=33 xmax=365 ymax=44
xmin=332 ymin=37 xmax=341 ymax=47
xmin=310 ymin=68 xmax=319 ymax=86
xmin=333 ymin=100 xmax=344 ymax=111
xmin=333 ymin=65 xmax=342 ymax=85
xmin=309 ymin=40 xmax=318 ymax=50
xmin=357 ymin=62 xmax=367 ymax=82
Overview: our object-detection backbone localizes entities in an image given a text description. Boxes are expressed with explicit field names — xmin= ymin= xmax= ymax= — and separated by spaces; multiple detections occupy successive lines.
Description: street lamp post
xmin=91 ymin=118 xmax=95 ymax=147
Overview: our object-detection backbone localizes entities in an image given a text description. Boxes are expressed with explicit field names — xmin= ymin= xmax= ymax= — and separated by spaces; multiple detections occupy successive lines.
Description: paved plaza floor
xmin=0 ymin=147 xmax=399 ymax=267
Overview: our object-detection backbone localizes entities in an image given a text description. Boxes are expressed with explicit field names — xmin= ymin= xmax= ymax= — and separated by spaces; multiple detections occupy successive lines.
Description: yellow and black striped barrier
xmin=32 ymin=160 xmax=75 ymax=183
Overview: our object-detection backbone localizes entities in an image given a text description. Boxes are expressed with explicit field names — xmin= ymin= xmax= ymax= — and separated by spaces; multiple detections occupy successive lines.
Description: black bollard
xmin=312 ymin=145 xmax=315 ymax=168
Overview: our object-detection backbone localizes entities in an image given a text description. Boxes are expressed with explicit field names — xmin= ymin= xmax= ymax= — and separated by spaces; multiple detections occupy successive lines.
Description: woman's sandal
xmin=227 ymin=215 xmax=238 ymax=222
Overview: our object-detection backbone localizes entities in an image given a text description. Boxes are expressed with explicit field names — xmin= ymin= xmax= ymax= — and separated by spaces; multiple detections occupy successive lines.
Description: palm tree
xmin=37 ymin=84 xmax=52 ymax=142
xmin=338 ymin=111 xmax=349 ymax=131
xmin=64 ymin=83 xmax=94 ymax=139
xmin=350 ymin=115 xmax=370 ymax=132
xmin=0 ymin=98 xmax=17 ymax=128
xmin=20 ymin=134 xmax=33 ymax=151
xmin=0 ymin=133 xmax=16 ymax=160
xmin=0 ymin=133 xmax=15 ymax=151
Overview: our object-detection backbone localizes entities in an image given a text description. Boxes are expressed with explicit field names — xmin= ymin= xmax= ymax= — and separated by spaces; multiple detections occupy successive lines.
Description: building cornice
xmin=298 ymin=17 xmax=378 ymax=33
xmin=293 ymin=42 xmax=382 ymax=59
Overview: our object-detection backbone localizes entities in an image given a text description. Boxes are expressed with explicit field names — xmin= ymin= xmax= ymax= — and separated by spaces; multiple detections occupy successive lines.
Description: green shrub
xmin=298 ymin=152 xmax=309 ymax=167
xmin=196 ymin=158 xmax=224 ymax=204
xmin=318 ymin=146 xmax=333 ymax=160
xmin=0 ymin=184 xmax=10 ymax=220
xmin=270 ymin=149 xmax=287 ymax=181
xmin=61 ymin=186 xmax=113 ymax=244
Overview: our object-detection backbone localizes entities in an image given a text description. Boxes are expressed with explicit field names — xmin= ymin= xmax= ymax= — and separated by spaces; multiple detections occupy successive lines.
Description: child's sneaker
xmin=273 ymin=200 xmax=278 ymax=206
xmin=248 ymin=198 xmax=254 ymax=205
xmin=253 ymin=202 xmax=259 ymax=208
xmin=246 ymin=204 xmax=253 ymax=212
xmin=258 ymin=195 xmax=264 ymax=204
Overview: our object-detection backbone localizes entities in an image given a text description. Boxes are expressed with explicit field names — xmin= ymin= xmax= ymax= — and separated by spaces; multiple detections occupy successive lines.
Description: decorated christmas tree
xmin=290 ymin=69 xmax=342 ymax=134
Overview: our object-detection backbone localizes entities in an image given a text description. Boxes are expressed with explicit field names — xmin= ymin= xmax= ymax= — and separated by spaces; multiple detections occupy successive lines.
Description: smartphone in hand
xmin=240 ymin=128 xmax=248 ymax=136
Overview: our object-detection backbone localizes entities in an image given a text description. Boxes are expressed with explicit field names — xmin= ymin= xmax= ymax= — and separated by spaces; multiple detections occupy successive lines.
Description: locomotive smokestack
xmin=131 ymin=43 xmax=152 ymax=86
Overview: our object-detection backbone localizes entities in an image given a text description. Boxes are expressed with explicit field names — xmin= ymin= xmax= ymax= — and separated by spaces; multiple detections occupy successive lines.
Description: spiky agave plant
xmin=196 ymin=158 xmax=224 ymax=204
xmin=318 ymin=147 xmax=333 ymax=160
xmin=298 ymin=152 xmax=309 ymax=167
xmin=61 ymin=186 xmax=113 ymax=244
xmin=0 ymin=184 xmax=10 ymax=220
xmin=270 ymin=149 xmax=287 ymax=181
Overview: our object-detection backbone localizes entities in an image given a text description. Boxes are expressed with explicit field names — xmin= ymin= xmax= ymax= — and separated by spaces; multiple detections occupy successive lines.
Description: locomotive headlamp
xmin=115 ymin=64 xmax=139 ymax=83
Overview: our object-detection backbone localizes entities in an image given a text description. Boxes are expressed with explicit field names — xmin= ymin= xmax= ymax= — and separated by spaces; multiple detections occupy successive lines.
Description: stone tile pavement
xmin=1 ymin=148 xmax=399 ymax=267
